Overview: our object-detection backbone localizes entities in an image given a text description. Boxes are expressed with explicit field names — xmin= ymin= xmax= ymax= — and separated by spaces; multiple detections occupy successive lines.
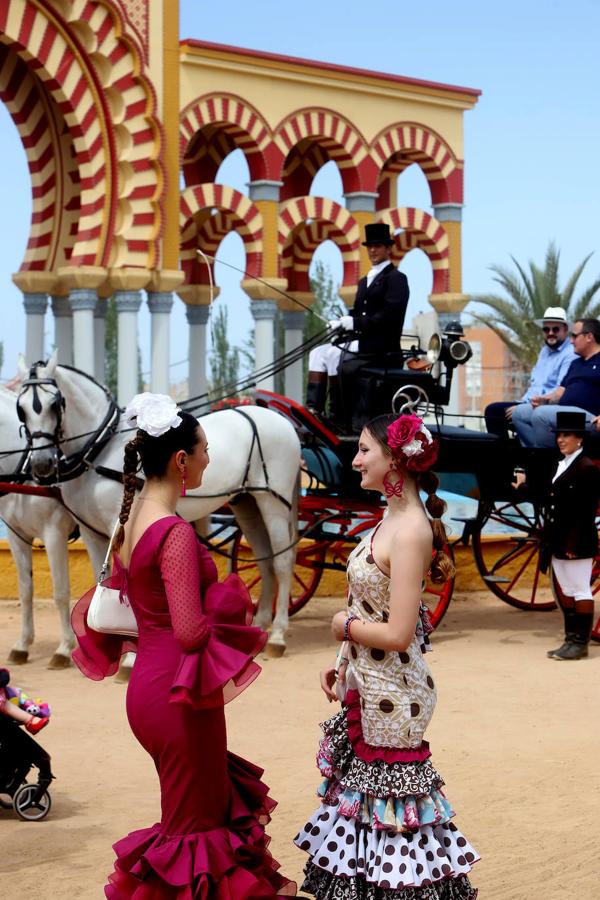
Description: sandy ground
xmin=1 ymin=590 xmax=599 ymax=900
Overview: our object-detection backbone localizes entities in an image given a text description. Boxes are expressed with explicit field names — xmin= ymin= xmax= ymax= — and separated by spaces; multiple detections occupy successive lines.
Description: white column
xmin=23 ymin=293 xmax=47 ymax=363
xmin=282 ymin=310 xmax=305 ymax=403
xmin=69 ymin=289 xmax=97 ymax=374
xmin=186 ymin=304 xmax=209 ymax=400
xmin=114 ymin=290 xmax=142 ymax=405
xmin=51 ymin=295 xmax=73 ymax=366
xmin=147 ymin=291 xmax=174 ymax=394
xmin=251 ymin=300 xmax=278 ymax=392
xmin=94 ymin=301 xmax=107 ymax=384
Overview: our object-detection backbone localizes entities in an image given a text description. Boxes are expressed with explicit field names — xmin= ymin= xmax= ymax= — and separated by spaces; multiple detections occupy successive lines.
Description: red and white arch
xmin=180 ymin=93 xmax=275 ymax=185
xmin=180 ymin=184 xmax=263 ymax=286
xmin=371 ymin=123 xmax=462 ymax=208
xmin=274 ymin=108 xmax=375 ymax=199
xmin=278 ymin=197 xmax=360 ymax=292
xmin=377 ymin=208 xmax=450 ymax=294
xmin=0 ymin=0 xmax=164 ymax=272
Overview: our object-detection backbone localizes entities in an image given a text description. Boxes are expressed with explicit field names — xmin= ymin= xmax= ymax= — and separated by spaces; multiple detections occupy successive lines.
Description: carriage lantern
xmin=426 ymin=321 xmax=472 ymax=368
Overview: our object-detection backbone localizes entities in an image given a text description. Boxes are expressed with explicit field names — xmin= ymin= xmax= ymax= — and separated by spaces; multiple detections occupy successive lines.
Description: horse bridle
xmin=16 ymin=363 xmax=66 ymax=446
xmin=15 ymin=362 xmax=120 ymax=485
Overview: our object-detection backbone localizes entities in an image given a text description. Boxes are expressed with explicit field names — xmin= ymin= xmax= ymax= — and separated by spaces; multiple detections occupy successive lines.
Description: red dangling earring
xmin=383 ymin=466 xmax=404 ymax=498
xmin=180 ymin=466 xmax=187 ymax=497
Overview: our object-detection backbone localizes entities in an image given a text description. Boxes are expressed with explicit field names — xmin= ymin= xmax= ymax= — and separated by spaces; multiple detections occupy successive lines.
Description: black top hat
xmin=552 ymin=411 xmax=588 ymax=434
xmin=362 ymin=223 xmax=395 ymax=246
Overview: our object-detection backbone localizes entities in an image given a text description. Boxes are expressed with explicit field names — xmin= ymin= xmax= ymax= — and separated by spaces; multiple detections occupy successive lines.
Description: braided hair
xmin=113 ymin=411 xmax=200 ymax=552
xmin=363 ymin=414 xmax=455 ymax=585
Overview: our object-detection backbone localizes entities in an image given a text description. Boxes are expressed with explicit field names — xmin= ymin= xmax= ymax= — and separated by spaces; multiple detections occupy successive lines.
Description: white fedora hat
xmin=533 ymin=306 xmax=568 ymax=326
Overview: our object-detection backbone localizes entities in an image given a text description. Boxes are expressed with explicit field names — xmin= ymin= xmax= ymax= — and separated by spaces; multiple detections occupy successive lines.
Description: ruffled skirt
xmin=295 ymin=694 xmax=478 ymax=899
xmin=105 ymin=751 xmax=296 ymax=898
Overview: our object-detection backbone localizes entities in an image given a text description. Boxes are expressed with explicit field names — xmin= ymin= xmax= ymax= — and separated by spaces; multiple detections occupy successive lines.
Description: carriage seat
xmin=428 ymin=424 xmax=499 ymax=443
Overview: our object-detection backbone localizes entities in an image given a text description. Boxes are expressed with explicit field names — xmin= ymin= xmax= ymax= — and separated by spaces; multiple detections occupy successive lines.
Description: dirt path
xmin=1 ymin=590 xmax=599 ymax=898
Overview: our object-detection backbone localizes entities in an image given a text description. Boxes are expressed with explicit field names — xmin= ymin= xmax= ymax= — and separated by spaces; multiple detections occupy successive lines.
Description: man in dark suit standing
xmin=306 ymin=223 xmax=409 ymax=427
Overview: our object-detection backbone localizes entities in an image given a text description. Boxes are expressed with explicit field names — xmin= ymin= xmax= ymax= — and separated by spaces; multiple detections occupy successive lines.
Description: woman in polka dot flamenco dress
xmin=295 ymin=413 xmax=479 ymax=899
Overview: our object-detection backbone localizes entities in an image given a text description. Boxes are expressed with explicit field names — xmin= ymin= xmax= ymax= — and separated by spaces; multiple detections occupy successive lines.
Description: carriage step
xmin=483 ymin=575 xmax=511 ymax=583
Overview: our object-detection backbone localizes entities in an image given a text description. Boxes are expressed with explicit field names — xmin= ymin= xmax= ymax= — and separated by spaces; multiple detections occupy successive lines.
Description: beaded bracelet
xmin=344 ymin=614 xmax=359 ymax=642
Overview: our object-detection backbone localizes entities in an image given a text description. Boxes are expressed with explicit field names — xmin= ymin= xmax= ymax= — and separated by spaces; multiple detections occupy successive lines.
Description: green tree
xmin=470 ymin=242 xmax=600 ymax=367
xmin=305 ymin=260 xmax=339 ymax=341
xmin=104 ymin=296 xmax=118 ymax=396
xmin=209 ymin=304 xmax=240 ymax=396
xmin=303 ymin=260 xmax=340 ymax=382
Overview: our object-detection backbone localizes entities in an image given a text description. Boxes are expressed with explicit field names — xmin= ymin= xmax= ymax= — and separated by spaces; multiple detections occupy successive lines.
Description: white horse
xmin=0 ymin=386 xmax=76 ymax=668
xmin=15 ymin=353 xmax=301 ymax=661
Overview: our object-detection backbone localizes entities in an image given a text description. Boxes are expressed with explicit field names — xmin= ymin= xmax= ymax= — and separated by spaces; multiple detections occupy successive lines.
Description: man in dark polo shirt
xmin=513 ymin=317 xmax=600 ymax=447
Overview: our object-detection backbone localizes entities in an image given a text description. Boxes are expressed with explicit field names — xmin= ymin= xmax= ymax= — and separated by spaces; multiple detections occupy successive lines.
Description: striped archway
xmin=0 ymin=43 xmax=80 ymax=271
xmin=274 ymin=108 xmax=374 ymax=199
xmin=377 ymin=208 xmax=450 ymax=294
xmin=278 ymin=196 xmax=360 ymax=291
xmin=371 ymin=123 xmax=462 ymax=208
xmin=180 ymin=93 xmax=275 ymax=185
xmin=180 ymin=184 xmax=263 ymax=286
xmin=0 ymin=0 xmax=164 ymax=272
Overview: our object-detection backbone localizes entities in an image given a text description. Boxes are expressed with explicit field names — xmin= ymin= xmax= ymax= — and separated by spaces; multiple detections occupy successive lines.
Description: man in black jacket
xmin=306 ymin=223 xmax=409 ymax=427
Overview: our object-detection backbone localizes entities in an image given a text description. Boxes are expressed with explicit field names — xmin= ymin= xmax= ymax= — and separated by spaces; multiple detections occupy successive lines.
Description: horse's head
xmin=16 ymin=351 xmax=65 ymax=480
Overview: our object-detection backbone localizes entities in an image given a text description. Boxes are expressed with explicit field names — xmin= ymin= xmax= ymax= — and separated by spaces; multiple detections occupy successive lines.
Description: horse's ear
xmin=46 ymin=349 xmax=58 ymax=375
xmin=17 ymin=353 xmax=28 ymax=376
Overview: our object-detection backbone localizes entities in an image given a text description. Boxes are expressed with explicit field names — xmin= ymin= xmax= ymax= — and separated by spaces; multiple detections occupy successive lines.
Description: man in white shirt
xmin=306 ymin=223 xmax=409 ymax=424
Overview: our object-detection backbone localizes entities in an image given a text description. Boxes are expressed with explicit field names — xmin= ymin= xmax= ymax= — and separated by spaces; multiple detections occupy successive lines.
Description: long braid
xmin=418 ymin=469 xmax=455 ymax=584
xmin=113 ymin=434 xmax=144 ymax=553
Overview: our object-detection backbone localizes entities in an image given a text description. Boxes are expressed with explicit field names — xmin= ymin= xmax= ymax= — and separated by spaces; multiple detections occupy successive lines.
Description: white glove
xmin=328 ymin=315 xmax=354 ymax=332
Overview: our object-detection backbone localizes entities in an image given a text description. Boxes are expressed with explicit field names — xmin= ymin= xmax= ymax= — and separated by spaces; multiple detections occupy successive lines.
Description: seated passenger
xmin=306 ymin=223 xmax=409 ymax=427
xmin=484 ymin=307 xmax=575 ymax=440
xmin=512 ymin=317 xmax=600 ymax=447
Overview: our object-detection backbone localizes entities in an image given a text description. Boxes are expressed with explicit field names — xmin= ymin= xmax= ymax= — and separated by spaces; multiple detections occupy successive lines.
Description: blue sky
xmin=1 ymin=0 xmax=599 ymax=381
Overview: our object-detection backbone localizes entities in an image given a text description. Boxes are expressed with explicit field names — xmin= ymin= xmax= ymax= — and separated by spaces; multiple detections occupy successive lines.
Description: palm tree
xmin=469 ymin=242 xmax=600 ymax=366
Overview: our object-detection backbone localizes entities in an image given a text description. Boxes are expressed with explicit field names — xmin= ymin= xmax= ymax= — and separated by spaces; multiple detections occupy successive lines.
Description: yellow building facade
xmin=1 ymin=1 xmax=479 ymax=404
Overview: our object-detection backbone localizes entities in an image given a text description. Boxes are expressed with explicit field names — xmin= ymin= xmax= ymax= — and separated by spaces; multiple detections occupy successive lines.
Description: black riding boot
xmin=552 ymin=610 xmax=593 ymax=660
xmin=306 ymin=372 xmax=327 ymax=415
xmin=547 ymin=605 xmax=577 ymax=658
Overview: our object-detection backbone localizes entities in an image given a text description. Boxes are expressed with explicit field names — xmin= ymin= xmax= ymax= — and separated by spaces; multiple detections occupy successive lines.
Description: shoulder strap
xmin=98 ymin=518 xmax=121 ymax=583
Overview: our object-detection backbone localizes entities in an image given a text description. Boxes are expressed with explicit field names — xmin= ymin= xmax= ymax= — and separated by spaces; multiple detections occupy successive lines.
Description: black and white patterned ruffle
xmin=302 ymin=863 xmax=478 ymax=899
xmin=319 ymin=708 xmax=444 ymax=799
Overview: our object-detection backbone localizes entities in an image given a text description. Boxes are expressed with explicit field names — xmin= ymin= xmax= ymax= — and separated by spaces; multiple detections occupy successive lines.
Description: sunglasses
xmin=542 ymin=326 xmax=563 ymax=334
xmin=570 ymin=330 xmax=589 ymax=338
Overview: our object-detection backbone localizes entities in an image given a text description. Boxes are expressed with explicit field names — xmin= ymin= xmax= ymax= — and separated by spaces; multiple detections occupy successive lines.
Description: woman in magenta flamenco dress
xmin=71 ymin=392 xmax=296 ymax=899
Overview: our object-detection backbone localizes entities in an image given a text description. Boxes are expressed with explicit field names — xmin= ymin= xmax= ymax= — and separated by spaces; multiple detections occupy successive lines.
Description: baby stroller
xmin=0 ymin=715 xmax=54 ymax=820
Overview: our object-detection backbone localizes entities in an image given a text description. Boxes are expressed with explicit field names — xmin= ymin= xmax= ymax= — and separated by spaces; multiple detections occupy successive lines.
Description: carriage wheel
xmin=423 ymin=542 xmax=454 ymax=629
xmin=230 ymin=533 xmax=326 ymax=618
xmin=551 ymin=561 xmax=600 ymax=644
xmin=13 ymin=783 xmax=51 ymax=821
xmin=471 ymin=500 xmax=556 ymax=611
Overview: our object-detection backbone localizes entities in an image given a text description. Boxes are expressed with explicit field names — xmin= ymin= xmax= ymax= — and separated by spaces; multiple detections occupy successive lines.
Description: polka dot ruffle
xmin=295 ymin=806 xmax=479 ymax=891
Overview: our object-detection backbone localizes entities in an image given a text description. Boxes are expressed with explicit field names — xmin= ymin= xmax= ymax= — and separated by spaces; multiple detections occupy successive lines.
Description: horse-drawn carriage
xmin=4 ymin=320 xmax=600 ymax=666
xmin=207 ymin=324 xmax=600 ymax=644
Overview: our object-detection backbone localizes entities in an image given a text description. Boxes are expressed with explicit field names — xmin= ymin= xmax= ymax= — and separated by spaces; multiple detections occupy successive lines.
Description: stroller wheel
xmin=13 ymin=783 xmax=51 ymax=821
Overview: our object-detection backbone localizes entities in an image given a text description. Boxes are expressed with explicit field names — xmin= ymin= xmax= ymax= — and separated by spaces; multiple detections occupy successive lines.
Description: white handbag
xmin=87 ymin=519 xmax=138 ymax=637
